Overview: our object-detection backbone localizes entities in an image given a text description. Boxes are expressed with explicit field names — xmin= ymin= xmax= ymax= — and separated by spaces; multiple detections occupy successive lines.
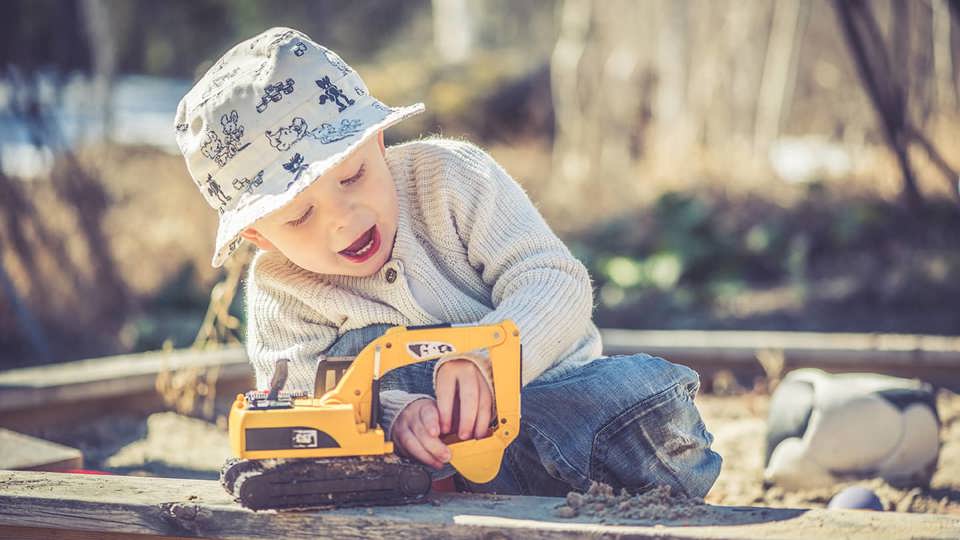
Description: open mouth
xmin=338 ymin=225 xmax=380 ymax=263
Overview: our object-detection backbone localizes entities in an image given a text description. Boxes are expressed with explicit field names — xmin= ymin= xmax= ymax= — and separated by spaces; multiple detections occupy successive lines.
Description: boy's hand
xmin=391 ymin=398 xmax=450 ymax=470
xmin=436 ymin=358 xmax=494 ymax=441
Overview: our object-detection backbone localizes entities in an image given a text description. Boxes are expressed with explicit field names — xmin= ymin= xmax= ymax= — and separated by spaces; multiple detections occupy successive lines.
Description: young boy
xmin=175 ymin=27 xmax=720 ymax=497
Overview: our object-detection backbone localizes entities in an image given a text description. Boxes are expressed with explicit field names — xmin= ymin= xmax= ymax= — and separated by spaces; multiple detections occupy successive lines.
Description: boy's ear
xmin=377 ymin=129 xmax=385 ymax=156
xmin=240 ymin=227 xmax=277 ymax=252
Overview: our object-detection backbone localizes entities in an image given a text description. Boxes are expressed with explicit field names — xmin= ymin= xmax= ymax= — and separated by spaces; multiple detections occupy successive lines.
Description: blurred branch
xmin=834 ymin=0 xmax=960 ymax=205
xmin=833 ymin=0 xmax=921 ymax=208
xmin=2 ymin=66 xmax=133 ymax=358
xmin=907 ymin=124 xmax=960 ymax=201
xmin=192 ymin=246 xmax=251 ymax=350
xmin=0 ymin=231 xmax=52 ymax=364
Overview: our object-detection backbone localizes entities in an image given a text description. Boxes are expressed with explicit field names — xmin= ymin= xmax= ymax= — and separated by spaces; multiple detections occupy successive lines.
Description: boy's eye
xmin=341 ymin=165 xmax=364 ymax=186
xmin=286 ymin=206 xmax=313 ymax=227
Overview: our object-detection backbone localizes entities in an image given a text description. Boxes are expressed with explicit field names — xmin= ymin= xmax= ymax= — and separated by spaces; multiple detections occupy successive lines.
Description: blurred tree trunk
xmin=79 ymin=0 xmax=116 ymax=141
xmin=549 ymin=0 xmax=593 ymax=215
xmin=932 ymin=0 xmax=957 ymax=111
xmin=754 ymin=0 xmax=810 ymax=153
xmin=432 ymin=0 xmax=474 ymax=64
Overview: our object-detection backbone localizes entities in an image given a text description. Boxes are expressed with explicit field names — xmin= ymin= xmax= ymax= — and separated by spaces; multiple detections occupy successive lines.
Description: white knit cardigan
xmin=244 ymin=138 xmax=603 ymax=436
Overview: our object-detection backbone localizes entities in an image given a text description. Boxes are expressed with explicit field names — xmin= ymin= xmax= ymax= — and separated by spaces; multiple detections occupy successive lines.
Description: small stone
xmin=553 ymin=505 xmax=578 ymax=518
xmin=566 ymin=491 xmax=585 ymax=509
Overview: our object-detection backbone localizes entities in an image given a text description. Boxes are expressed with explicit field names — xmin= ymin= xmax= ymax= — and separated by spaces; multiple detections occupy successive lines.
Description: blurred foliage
xmin=573 ymin=185 xmax=960 ymax=333
xmin=1 ymin=0 xmax=428 ymax=77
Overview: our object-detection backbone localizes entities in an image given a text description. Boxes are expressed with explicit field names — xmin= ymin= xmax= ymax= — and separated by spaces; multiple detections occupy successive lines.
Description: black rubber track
xmin=220 ymin=455 xmax=432 ymax=511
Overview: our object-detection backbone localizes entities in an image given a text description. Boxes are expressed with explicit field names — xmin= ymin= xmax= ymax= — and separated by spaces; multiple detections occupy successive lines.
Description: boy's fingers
xmin=475 ymin=382 xmax=492 ymax=439
xmin=419 ymin=402 xmax=441 ymax=438
xmin=457 ymin=375 xmax=479 ymax=440
xmin=395 ymin=426 xmax=443 ymax=469
xmin=411 ymin=415 xmax=451 ymax=464
xmin=436 ymin=370 xmax=455 ymax=434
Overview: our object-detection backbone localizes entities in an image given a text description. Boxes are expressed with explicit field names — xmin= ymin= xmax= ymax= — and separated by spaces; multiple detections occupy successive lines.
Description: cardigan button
xmin=385 ymin=268 xmax=398 ymax=283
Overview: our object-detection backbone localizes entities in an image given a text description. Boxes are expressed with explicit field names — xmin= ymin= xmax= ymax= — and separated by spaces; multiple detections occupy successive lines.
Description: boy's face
xmin=240 ymin=130 xmax=398 ymax=277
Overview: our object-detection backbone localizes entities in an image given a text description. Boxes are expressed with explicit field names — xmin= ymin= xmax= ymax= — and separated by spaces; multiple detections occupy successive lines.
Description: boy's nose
xmin=325 ymin=197 xmax=356 ymax=230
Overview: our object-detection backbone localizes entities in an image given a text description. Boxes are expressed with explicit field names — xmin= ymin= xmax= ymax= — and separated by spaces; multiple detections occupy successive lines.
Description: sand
xmin=700 ymin=389 xmax=960 ymax=514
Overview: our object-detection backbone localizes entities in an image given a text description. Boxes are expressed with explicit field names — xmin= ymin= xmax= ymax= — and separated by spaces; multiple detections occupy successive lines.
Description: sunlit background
xmin=2 ymin=1 xmax=960 ymax=516
xmin=2 ymin=0 xmax=959 ymax=369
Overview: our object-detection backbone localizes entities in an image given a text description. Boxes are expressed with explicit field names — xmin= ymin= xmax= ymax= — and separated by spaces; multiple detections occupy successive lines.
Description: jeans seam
xmin=527 ymin=422 xmax=588 ymax=485
xmin=503 ymin=444 xmax=531 ymax=494
xmin=531 ymin=355 xmax=621 ymax=388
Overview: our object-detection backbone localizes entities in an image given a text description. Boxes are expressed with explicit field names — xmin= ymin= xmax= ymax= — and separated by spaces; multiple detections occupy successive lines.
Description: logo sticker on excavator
xmin=291 ymin=429 xmax=319 ymax=448
xmin=407 ymin=341 xmax=455 ymax=359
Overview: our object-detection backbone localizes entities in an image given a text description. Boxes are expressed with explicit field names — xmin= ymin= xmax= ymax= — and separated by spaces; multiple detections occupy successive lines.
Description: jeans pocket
xmin=590 ymin=382 xmax=722 ymax=498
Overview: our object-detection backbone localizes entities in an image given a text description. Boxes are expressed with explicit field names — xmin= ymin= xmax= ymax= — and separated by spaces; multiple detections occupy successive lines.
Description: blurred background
xmin=1 ymin=0 xmax=959 ymax=369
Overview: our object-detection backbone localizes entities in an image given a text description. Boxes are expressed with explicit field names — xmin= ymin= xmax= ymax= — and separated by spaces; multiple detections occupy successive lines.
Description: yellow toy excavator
xmin=220 ymin=321 xmax=521 ymax=510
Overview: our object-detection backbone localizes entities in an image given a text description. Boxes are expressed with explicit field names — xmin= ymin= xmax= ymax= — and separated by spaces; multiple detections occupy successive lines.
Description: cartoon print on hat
xmin=315 ymin=76 xmax=354 ymax=112
xmin=323 ymin=50 xmax=351 ymax=76
xmin=282 ymin=153 xmax=308 ymax=187
xmin=232 ymin=170 xmax=265 ymax=195
xmin=256 ymin=78 xmax=296 ymax=113
xmin=292 ymin=41 xmax=307 ymax=56
xmin=266 ymin=117 xmax=363 ymax=151
xmin=201 ymin=110 xmax=251 ymax=167
xmin=313 ymin=119 xmax=363 ymax=144
xmin=205 ymin=174 xmax=232 ymax=213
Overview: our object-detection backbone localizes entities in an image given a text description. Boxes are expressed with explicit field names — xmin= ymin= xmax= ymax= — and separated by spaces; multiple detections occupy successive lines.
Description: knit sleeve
xmin=245 ymin=252 xmax=340 ymax=394
xmin=441 ymin=142 xmax=596 ymax=386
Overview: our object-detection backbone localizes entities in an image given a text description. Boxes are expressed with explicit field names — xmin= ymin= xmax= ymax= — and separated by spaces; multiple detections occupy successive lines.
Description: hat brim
xmin=211 ymin=98 xmax=424 ymax=267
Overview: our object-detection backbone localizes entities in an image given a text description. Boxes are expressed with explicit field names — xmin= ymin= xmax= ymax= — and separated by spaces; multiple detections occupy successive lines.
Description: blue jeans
xmin=326 ymin=324 xmax=722 ymax=498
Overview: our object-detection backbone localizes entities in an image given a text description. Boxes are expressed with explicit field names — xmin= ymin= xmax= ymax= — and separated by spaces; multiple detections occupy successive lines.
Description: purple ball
xmin=828 ymin=486 xmax=883 ymax=511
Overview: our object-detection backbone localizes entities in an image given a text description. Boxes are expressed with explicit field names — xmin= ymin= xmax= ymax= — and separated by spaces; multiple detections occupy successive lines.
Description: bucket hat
xmin=174 ymin=27 xmax=424 ymax=267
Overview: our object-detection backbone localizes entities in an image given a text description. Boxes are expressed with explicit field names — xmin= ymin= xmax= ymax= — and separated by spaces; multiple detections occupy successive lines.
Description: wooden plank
xmin=601 ymin=329 xmax=960 ymax=389
xmin=1 ymin=470 xmax=958 ymax=539
xmin=0 ymin=525 xmax=193 ymax=540
xmin=0 ymin=347 xmax=251 ymax=412
xmin=601 ymin=329 xmax=960 ymax=364
xmin=0 ymin=429 xmax=82 ymax=471
xmin=0 ymin=347 xmax=254 ymax=432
